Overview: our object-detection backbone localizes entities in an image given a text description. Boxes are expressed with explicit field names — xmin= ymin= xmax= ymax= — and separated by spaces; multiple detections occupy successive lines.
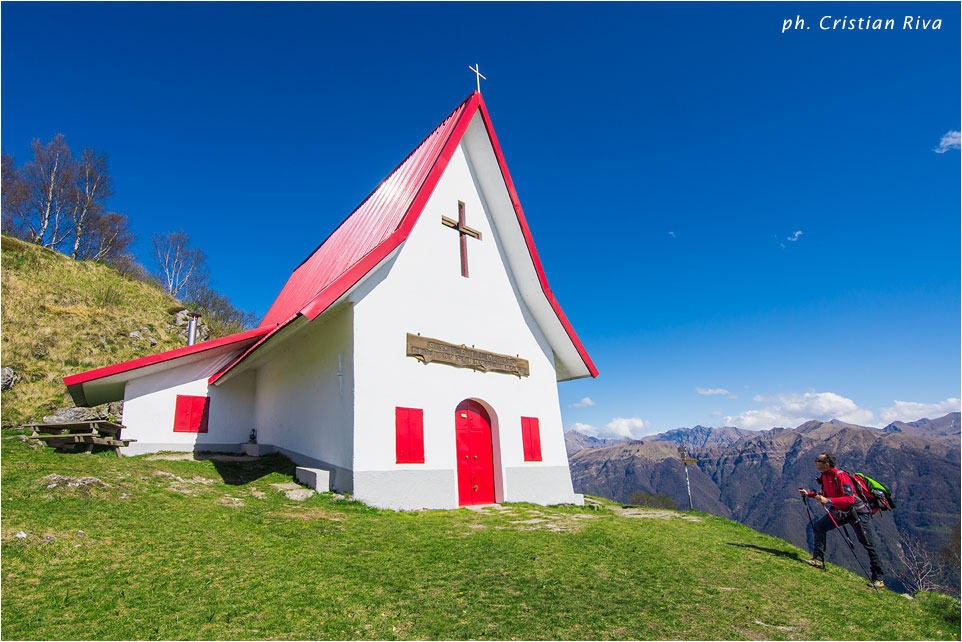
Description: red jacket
xmin=806 ymin=468 xmax=865 ymax=512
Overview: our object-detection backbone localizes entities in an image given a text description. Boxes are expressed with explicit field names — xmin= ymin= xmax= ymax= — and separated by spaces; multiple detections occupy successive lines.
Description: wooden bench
xmin=24 ymin=421 xmax=136 ymax=456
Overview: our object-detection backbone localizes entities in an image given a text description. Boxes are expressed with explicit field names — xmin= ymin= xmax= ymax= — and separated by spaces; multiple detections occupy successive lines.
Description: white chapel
xmin=63 ymin=90 xmax=598 ymax=510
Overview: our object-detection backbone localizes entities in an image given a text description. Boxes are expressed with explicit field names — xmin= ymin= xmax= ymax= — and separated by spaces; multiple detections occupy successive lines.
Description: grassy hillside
xmin=1 ymin=436 xmax=959 ymax=641
xmin=1 ymin=234 xmax=188 ymax=427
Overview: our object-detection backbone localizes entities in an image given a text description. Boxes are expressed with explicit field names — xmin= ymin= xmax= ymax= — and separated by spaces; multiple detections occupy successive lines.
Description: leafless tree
xmin=75 ymin=210 xmax=134 ymax=263
xmin=3 ymin=136 xmax=122 ymax=257
xmin=897 ymin=534 xmax=946 ymax=593
xmin=69 ymin=148 xmax=113 ymax=259
xmin=16 ymin=135 xmax=75 ymax=248
xmin=188 ymin=284 xmax=257 ymax=338
xmin=151 ymin=230 xmax=208 ymax=299
xmin=1 ymin=152 xmax=29 ymax=238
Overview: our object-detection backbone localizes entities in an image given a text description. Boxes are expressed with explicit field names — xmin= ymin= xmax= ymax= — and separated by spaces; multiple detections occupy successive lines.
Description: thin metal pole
xmin=683 ymin=461 xmax=693 ymax=511
xmin=801 ymin=495 xmax=824 ymax=570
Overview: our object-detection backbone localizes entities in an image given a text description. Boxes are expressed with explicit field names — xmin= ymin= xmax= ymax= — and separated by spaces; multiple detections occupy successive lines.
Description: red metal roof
xmin=214 ymin=91 xmax=598 ymax=383
xmin=63 ymin=326 xmax=272 ymax=406
xmin=64 ymin=326 xmax=272 ymax=387
xmin=259 ymin=96 xmax=473 ymax=328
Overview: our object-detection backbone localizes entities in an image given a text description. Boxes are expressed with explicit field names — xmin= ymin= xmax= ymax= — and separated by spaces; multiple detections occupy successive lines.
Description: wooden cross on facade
xmin=441 ymin=201 xmax=482 ymax=278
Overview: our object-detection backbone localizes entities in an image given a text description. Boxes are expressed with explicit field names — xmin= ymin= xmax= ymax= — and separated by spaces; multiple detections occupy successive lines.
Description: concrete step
xmin=295 ymin=467 xmax=330 ymax=492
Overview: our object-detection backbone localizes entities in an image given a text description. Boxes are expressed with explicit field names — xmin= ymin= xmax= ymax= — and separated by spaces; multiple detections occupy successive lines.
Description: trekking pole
xmin=821 ymin=503 xmax=878 ymax=592
xmin=800 ymin=494 xmax=823 ymax=570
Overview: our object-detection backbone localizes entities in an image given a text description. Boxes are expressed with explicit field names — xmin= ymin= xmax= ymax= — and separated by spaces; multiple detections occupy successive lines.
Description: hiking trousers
xmin=812 ymin=510 xmax=884 ymax=581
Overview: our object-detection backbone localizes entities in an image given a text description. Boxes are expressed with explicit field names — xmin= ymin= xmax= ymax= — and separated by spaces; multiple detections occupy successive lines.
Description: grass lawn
xmin=2 ymin=435 xmax=959 ymax=640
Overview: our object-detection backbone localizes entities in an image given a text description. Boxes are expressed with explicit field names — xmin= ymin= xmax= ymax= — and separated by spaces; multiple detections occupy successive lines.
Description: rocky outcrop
xmin=41 ymin=401 xmax=123 ymax=424
xmin=168 ymin=308 xmax=210 ymax=344
xmin=1 ymin=367 xmax=20 ymax=391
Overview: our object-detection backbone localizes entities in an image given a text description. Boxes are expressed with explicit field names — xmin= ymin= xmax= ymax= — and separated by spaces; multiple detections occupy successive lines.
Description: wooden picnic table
xmin=23 ymin=420 xmax=136 ymax=456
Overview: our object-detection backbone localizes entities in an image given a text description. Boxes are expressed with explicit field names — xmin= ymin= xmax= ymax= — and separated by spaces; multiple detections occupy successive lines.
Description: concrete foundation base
xmin=503 ymin=465 xmax=584 ymax=506
xmin=243 ymin=443 xmax=274 ymax=457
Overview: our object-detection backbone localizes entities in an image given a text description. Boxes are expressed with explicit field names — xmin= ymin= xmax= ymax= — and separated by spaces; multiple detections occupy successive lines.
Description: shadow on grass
xmin=726 ymin=542 xmax=802 ymax=561
xmin=204 ymin=453 xmax=297 ymax=486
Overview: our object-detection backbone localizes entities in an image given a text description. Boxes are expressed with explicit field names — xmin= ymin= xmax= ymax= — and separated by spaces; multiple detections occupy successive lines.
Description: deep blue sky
xmin=3 ymin=2 xmax=959 ymax=435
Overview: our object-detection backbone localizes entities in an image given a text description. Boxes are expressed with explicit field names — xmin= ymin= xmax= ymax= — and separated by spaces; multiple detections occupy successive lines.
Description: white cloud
xmin=697 ymin=387 xmax=736 ymax=399
xmin=697 ymin=387 xmax=730 ymax=396
xmin=752 ymin=394 xmax=771 ymax=402
xmin=604 ymin=417 xmax=653 ymax=438
xmin=668 ymin=231 xmax=677 ymax=238
xmin=934 ymin=130 xmax=961 ymax=153
xmin=879 ymin=398 xmax=961 ymax=424
xmin=787 ymin=230 xmax=803 ymax=242
xmin=569 ymin=397 xmax=596 ymax=408
xmin=568 ymin=422 xmax=599 ymax=437
xmin=711 ymin=409 xmax=722 ymax=417
xmin=568 ymin=417 xmax=654 ymax=439
xmin=725 ymin=391 xmax=874 ymax=430
xmin=724 ymin=407 xmax=797 ymax=431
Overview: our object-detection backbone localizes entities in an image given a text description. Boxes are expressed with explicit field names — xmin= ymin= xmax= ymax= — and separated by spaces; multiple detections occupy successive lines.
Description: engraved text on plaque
xmin=406 ymin=334 xmax=529 ymax=377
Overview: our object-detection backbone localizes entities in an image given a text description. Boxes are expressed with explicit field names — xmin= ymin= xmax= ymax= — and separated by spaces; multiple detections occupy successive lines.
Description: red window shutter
xmin=173 ymin=395 xmax=192 ymax=432
xmin=173 ymin=395 xmax=210 ymax=433
xmin=396 ymin=407 xmax=424 ymax=464
xmin=521 ymin=417 xmax=529 ymax=457
xmin=194 ymin=396 xmax=210 ymax=433
xmin=522 ymin=417 xmax=542 ymax=462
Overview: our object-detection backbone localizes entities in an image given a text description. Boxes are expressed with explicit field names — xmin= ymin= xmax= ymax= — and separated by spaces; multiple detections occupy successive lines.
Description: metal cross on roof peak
xmin=469 ymin=64 xmax=486 ymax=93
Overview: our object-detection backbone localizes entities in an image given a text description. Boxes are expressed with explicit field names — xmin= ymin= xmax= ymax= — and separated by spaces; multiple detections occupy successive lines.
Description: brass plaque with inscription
xmin=406 ymin=334 xmax=529 ymax=377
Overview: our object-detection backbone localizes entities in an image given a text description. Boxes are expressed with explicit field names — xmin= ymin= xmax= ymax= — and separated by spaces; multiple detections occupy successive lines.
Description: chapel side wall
xmin=351 ymin=142 xmax=577 ymax=510
xmin=121 ymin=358 xmax=254 ymax=454
xmin=253 ymin=305 xmax=354 ymax=490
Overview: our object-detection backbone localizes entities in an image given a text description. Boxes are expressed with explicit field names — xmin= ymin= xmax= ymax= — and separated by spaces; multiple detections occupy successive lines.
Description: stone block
xmin=295 ymin=467 xmax=331 ymax=492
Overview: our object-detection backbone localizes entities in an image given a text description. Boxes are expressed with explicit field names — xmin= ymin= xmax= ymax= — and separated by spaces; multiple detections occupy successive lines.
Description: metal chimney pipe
xmin=186 ymin=312 xmax=202 ymax=346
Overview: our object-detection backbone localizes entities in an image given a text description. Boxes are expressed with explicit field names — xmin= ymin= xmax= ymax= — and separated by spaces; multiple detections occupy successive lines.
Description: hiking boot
xmin=805 ymin=559 xmax=825 ymax=570
xmin=868 ymin=579 xmax=885 ymax=589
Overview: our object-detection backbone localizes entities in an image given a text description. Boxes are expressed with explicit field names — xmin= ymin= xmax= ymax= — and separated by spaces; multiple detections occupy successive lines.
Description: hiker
xmin=798 ymin=452 xmax=885 ymax=588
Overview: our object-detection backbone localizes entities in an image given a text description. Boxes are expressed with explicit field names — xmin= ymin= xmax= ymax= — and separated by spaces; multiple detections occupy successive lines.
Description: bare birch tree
xmin=151 ymin=230 xmax=208 ymax=299
xmin=18 ymin=135 xmax=75 ymax=248
xmin=76 ymin=211 xmax=134 ymax=263
xmin=3 ymin=137 xmax=127 ymax=258
xmin=70 ymin=148 xmax=113 ymax=259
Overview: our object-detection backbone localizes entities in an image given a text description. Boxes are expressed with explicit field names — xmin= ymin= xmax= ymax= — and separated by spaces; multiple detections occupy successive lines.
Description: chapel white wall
xmin=351 ymin=141 xmax=578 ymax=509
xmin=253 ymin=304 xmax=354 ymax=481
xmin=121 ymin=358 xmax=254 ymax=454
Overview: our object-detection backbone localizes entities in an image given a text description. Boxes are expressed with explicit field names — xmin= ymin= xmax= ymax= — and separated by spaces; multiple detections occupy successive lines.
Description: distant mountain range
xmin=562 ymin=431 xmax=629 ymax=452
xmin=566 ymin=413 xmax=961 ymax=593
xmin=641 ymin=424 xmax=754 ymax=449
xmin=881 ymin=413 xmax=961 ymax=446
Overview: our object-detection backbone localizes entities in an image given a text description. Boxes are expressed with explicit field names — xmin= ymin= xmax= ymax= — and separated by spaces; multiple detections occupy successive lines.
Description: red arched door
xmin=455 ymin=400 xmax=495 ymax=506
